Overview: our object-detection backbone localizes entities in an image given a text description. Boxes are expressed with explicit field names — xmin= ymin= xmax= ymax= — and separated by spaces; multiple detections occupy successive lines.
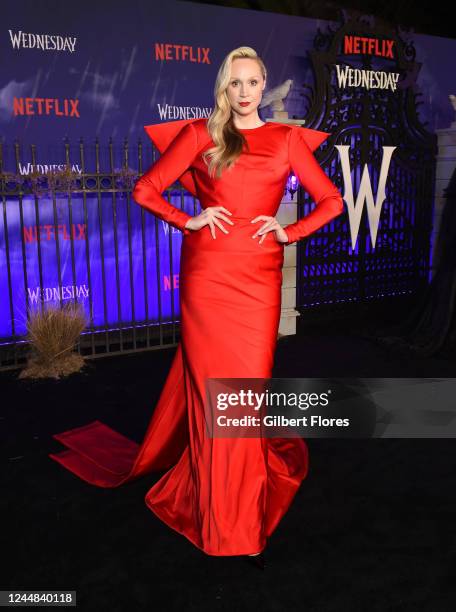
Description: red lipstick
xmin=239 ymin=102 xmax=251 ymax=107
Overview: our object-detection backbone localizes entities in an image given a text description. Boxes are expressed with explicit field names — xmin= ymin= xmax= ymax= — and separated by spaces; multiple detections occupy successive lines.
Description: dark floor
xmin=1 ymin=312 xmax=456 ymax=611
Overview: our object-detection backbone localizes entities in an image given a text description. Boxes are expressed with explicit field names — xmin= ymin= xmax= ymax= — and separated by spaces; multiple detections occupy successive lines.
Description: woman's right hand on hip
xmin=184 ymin=206 xmax=234 ymax=239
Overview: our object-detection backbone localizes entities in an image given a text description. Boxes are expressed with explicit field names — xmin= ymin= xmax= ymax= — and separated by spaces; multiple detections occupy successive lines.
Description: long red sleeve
xmin=132 ymin=121 xmax=198 ymax=235
xmin=284 ymin=125 xmax=344 ymax=244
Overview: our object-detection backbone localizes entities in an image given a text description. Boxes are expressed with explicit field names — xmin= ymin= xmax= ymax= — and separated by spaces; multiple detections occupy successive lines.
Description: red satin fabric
xmin=49 ymin=118 xmax=344 ymax=556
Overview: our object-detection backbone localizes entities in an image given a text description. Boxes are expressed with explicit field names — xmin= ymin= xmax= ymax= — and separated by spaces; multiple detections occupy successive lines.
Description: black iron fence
xmin=0 ymin=129 xmax=438 ymax=371
xmin=0 ymin=138 xmax=201 ymax=371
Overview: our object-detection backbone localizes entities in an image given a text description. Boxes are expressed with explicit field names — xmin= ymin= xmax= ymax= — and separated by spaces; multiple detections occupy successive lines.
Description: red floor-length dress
xmin=49 ymin=117 xmax=344 ymax=556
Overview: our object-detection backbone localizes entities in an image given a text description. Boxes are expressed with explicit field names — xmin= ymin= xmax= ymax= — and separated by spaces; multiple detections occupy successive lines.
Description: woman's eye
xmin=231 ymin=80 xmax=258 ymax=86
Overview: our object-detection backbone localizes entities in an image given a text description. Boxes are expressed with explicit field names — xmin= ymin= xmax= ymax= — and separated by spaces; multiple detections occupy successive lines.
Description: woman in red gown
xmin=49 ymin=47 xmax=344 ymax=563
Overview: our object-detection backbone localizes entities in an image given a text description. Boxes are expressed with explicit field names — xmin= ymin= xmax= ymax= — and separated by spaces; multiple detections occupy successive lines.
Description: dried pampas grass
xmin=19 ymin=301 xmax=88 ymax=380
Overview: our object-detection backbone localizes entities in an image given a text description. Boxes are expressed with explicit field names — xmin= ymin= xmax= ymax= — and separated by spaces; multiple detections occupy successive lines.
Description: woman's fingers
xmin=212 ymin=217 xmax=230 ymax=235
xmin=250 ymin=215 xmax=268 ymax=224
xmin=205 ymin=207 xmax=233 ymax=238
xmin=258 ymin=221 xmax=276 ymax=235
xmin=207 ymin=217 xmax=230 ymax=239
xmin=208 ymin=219 xmax=216 ymax=239
xmin=202 ymin=209 xmax=283 ymax=240
xmin=213 ymin=211 xmax=235 ymax=225
xmin=256 ymin=225 xmax=273 ymax=242
xmin=252 ymin=218 xmax=275 ymax=239
xmin=217 ymin=206 xmax=233 ymax=217
xmin=207 ymin=205 xmax=233 ymax=219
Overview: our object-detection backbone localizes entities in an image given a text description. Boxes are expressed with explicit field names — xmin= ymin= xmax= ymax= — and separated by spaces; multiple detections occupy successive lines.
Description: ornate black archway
xmin=294 ymin=13 xmax=437 ymax=322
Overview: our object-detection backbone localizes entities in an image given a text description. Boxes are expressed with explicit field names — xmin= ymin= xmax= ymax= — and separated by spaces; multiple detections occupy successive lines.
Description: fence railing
xmin=1 ymin=131 xmax=436 ymax=370
xmin=0 ymin=138 xmax=201 ymax=371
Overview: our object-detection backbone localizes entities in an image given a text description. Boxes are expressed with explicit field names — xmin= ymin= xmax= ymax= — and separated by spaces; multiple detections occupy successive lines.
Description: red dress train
xmin=49 ymin=117 xmax=344 ymax=556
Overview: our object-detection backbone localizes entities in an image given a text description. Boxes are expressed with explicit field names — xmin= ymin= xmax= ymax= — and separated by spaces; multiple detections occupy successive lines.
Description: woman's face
xmin=226 ymin=58 xmax=266 ymax=119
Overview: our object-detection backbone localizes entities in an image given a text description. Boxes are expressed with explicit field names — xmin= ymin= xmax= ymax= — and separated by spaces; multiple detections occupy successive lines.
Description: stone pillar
xmin=432 ymin=128 xmax=456 ymax=278
xmin=277 ymin=190 xmax=300 ymax=337
xmin=266 ymin=118 xmax=305 ymax=338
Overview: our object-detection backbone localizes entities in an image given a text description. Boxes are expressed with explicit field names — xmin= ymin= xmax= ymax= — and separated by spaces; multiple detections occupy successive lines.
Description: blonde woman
xmin=50 ymin=46 xmax=344 ymax=570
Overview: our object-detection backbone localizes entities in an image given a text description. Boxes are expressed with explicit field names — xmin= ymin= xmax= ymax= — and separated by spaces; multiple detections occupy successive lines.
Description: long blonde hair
xmin=202 ymin=46 xmax=267 ymax=179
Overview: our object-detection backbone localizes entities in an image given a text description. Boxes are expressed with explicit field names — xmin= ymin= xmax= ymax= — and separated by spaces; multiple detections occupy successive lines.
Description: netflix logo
xmin=163 ymin=274 xmax=180 ymax=290
xmin=24 ymin=224 xmax=87 ymax=243
xmin=13 ymin=98 xmax=80 ymax=117
xmin=154 ymin=43 xmax=210 ymax=63
xmin=343 ymin=35 xmax=395 ymax=59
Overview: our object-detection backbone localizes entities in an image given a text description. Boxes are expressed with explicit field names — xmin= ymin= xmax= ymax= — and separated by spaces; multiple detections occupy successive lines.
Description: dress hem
xmin=145 ymin=495 xmax=267 ymax=557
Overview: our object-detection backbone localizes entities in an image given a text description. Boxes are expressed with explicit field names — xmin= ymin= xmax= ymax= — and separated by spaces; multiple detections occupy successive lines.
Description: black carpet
xmin=1 ymin=313 xmax=456 ymax=611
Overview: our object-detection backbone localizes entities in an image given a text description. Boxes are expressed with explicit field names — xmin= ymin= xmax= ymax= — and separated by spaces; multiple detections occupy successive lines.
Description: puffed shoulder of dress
xmin=144 ymin=118 xmax=331 ymax=150
xmin=144 ymin=119 xmax=201 ymax=196
xmin=143 ymin=118 xmax=332 ymax=195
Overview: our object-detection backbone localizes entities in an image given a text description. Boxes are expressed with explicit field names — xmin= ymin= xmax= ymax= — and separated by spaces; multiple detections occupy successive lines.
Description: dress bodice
xmin=134 ymin=117 xmax=344 ymax=245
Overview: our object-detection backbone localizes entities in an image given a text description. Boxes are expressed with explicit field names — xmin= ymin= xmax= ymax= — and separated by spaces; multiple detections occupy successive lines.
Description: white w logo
xmin=335 ymin=145 xmax=397 ymax=249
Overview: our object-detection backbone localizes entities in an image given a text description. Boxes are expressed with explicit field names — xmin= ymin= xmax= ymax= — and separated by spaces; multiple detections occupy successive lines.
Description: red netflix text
xmin=23 ymin=224 xmax=86 ymax=243
xmin=13 ymin=98 xmax=80 ymax=117
xmin=343 ymin=36 xmax=395 ymax=59
xmin=155 ymin=44 xmax=210 ymax=63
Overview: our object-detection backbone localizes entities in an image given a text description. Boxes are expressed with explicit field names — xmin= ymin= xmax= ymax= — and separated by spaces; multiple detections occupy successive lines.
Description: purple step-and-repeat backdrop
xmin=1 ymin=0 xmax=456 ymax=339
